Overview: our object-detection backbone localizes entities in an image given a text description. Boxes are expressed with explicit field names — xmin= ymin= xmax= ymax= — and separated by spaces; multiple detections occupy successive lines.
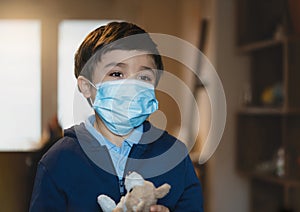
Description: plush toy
xmin=97 ymin=172 xmax=171 ymax=212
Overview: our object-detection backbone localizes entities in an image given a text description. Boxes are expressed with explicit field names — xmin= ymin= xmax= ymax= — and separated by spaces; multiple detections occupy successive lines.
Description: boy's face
xmin=78 ymin=49 xmax=158 ymax=104
xmin=92 ymin=49 xmax=157 ymax=86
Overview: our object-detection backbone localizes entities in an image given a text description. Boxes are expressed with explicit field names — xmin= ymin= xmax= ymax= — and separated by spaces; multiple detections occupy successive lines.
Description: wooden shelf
xmin=236 ymin=0 xmax=300 ymax=210
xmin=239 ymin=107 xmax=300 ymax=115
xmin=239 ymin=170 xmax=300 ymax=187
xmin=237 ymin=36 xmax=300 ymax=53
xmin=252 ymin=173 xmax=300 ymax=187
xmin=237 ymin=39 xmax=282 ymax=53
xmin=239 ymin=107 xmax=283 ymax=115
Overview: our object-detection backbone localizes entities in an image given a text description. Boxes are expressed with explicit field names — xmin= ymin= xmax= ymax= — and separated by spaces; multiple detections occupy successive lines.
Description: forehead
xmin=98 ymin=50 xmax=156 ymax=68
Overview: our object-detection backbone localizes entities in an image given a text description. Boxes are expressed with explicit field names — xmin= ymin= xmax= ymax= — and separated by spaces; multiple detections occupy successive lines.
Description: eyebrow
xmin=104 ymin=62 xmax=124 ymax=69
xmin=140 ymin=66 xmax=156 ymax=76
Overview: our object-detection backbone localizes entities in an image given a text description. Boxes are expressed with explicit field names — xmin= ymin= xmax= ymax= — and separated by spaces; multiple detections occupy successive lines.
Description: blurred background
xmin=0 ymin=0 xmax=300 ymax=211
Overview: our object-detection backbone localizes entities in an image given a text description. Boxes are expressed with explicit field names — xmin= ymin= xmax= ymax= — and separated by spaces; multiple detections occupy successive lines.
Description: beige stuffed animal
xmin=97 ymin=172 xmax=171 ymax=212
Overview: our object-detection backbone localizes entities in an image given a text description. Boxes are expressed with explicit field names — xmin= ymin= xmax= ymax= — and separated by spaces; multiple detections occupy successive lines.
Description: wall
xmin=204 ymin=0 xmax=251 ymax=211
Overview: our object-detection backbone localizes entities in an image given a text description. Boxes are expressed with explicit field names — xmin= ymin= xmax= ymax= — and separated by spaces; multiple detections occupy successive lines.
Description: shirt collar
xmin=84 ymin=115 xmax=143 ymax=148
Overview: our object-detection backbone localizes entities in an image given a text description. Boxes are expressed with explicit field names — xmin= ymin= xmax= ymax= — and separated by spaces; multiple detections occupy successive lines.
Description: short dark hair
xmin=74 ymin=21 xmax=163 ymax=85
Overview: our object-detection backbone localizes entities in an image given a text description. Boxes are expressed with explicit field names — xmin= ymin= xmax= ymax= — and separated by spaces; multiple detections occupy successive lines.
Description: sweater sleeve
xmin=29 ymin=162 xmax=67 ymax=212
xmin=174 ymin=156 xmax=204 ymax=212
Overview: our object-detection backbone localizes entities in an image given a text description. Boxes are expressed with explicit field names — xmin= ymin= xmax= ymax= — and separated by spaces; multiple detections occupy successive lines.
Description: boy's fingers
xmin=150 ymin=205 xmax=169 ymax=212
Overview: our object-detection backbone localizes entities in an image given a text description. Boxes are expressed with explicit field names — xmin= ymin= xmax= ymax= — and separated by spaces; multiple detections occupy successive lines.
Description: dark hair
xmin=74 ymin=22 xmax=163 ymax=86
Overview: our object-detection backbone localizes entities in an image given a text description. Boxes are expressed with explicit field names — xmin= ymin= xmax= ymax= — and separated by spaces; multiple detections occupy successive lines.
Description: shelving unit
xmin=236 ymin=0 xmax=300 ymax=211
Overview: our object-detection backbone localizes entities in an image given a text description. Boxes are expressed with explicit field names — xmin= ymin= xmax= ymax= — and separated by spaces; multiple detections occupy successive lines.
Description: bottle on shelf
xmin=276 ymin=147 xmax=285 ymax=178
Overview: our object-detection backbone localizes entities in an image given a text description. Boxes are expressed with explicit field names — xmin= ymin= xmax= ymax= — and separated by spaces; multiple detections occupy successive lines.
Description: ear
xmin=154 ymin=183 xmax=171 ymax=199
xmin=77 ymin=76 xmax=93 ymax=98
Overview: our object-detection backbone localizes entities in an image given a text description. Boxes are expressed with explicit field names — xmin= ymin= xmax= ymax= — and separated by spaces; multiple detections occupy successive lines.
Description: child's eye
xmin=136 ymin=69 xmax=156 ymax=83
xmin=109 ymin=71 xmax=123 ymax=78
xmin=138 ymin=75 xmax=153 ymax=82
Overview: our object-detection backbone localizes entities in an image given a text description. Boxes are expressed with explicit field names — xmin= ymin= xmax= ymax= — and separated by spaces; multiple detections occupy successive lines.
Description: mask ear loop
xmin=88 ymin=80 xmax=97 ymax=89
xmin=86 ymin=80 xmax=97 ymax=107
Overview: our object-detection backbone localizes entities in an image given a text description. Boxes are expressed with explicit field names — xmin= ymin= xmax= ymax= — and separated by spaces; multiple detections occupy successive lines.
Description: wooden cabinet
xmin=236 ymin=0 xmax=300 ymax=211
xmin=0 ymin=152 xmax=39 ymax=212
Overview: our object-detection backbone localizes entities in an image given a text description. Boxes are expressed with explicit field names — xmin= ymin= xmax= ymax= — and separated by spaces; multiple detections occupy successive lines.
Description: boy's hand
xmin=150 ymin=205 xmax=169 ymax=212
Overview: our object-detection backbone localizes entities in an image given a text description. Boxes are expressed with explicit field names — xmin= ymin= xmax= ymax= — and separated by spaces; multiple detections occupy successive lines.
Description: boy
xmin=30 ymin=21 xmax=203 ymax=212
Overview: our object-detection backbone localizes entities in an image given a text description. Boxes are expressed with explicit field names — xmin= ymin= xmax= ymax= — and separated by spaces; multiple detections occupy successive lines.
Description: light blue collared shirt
xmin=84 ymin=115 xmax=143 ymax=180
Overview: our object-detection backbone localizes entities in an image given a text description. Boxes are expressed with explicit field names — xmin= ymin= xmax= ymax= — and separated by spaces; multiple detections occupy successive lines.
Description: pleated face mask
xmin=91 ymin=79 xmax=158 ymax=135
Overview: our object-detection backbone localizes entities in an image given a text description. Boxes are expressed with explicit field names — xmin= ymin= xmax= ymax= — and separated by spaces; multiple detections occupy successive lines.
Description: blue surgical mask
xmin=91 ymin=79 xmax=158 ymax=136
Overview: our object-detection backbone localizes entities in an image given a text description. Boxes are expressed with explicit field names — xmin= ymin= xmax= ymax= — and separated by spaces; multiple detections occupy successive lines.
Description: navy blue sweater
xmin=30 ymin=122 xmax=203 ymax=211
